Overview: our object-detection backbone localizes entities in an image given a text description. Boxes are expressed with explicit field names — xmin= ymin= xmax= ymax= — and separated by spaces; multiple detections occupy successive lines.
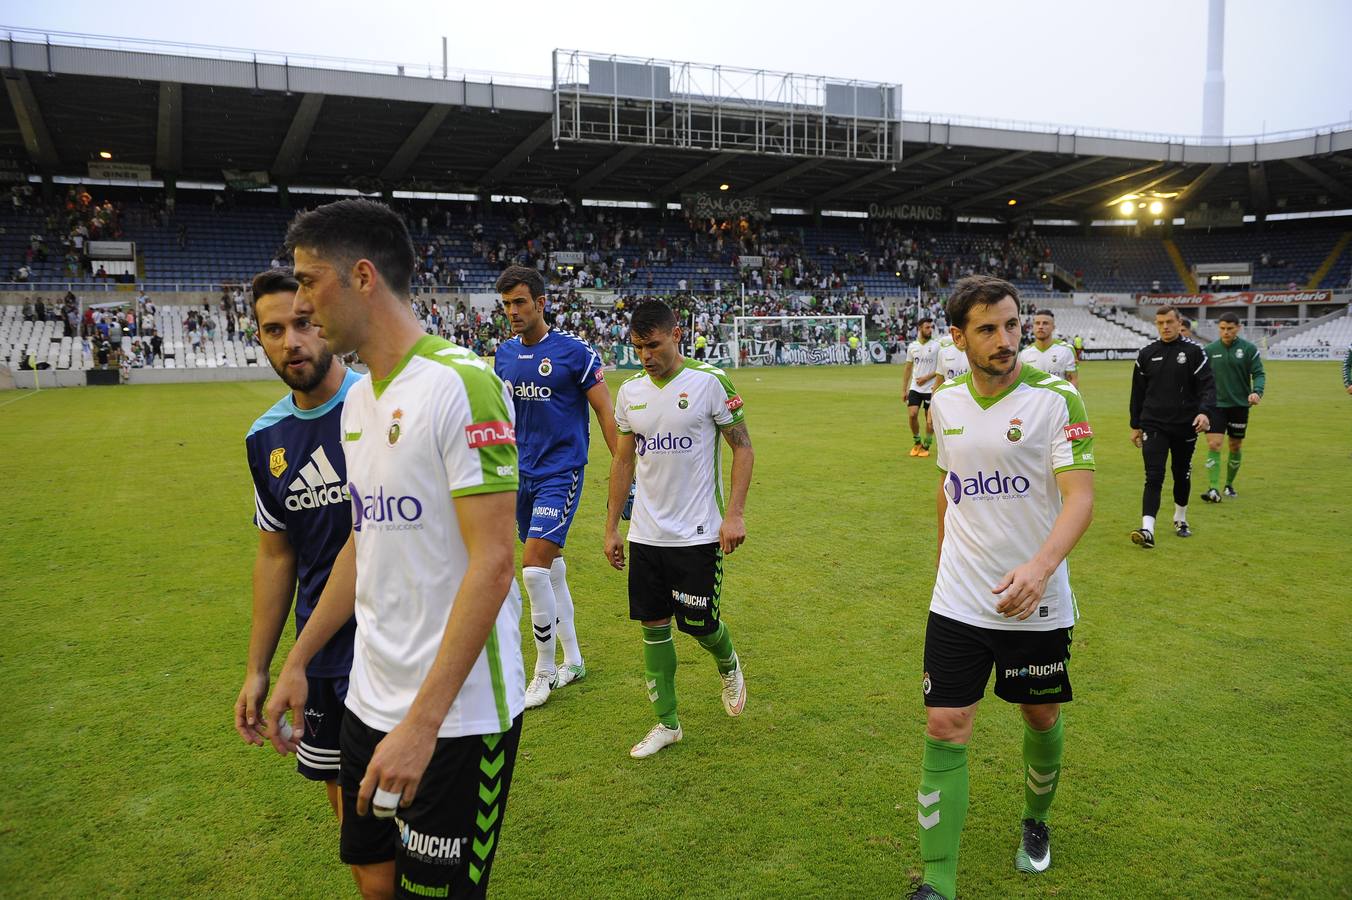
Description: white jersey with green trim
xmin=1018 ymin=340 xmax=1077 ymax=379
xmin=907 ymin=337 xmax=940 ymax=394
xmin=615 ymin=359 xmax=745 ymax=547
xmin=340 ymin=335 xmax=525 ymax=738
xmin=930 ymin=365 xmax=1095 ymax=631
xmin=936 ymin=337 xmax=969 ymax=383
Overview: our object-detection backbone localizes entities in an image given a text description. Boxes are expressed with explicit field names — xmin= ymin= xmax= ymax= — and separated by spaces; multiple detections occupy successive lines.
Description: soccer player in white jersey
xmin=495 ymin=265 xmax=617 ymax=709
xmin=931 ymin=334 xmax=969 ymax=391
xmin=604 ymin=300 xmax=754 ymax=759
xmin=1017 ymin=309 xmax=1078 ymax=387
xmin=907 ymin=276 xmax=1095 ymax=900
xmin=902 ymin=317 xmax=940 ymax=457
xmin=264 ymin=199 xmax=525 ymax=899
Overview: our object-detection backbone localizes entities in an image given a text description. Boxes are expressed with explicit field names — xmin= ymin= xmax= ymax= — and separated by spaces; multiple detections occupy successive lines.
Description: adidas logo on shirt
xmin=285 ymin=446 xmax=349 ymax=511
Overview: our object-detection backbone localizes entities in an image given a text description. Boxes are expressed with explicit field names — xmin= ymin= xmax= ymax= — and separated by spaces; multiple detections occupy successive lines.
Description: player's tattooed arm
xmin=720 ymin=421 xmax=753 ymax=449
xmin=719 ymin=422 xmax=754 ymax=554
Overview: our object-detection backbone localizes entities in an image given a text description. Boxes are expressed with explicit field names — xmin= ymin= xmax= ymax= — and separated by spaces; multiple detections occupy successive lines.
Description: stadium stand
xmin=5 ymin=186 xmax=1351 ymax=299
xmin=1267 ymin=312 xmax=1352 ymax=356
xmin=1049 ymin=308 xmax=1150 ymax=350
xmin=1172 ymin=227 xmax=1351 ymax=289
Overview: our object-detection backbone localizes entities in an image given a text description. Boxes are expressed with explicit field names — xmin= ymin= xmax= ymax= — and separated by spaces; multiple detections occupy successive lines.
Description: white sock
xmin=1174 ymin=504 xmax=1188 ymax=524
xmin=551 ymin=557 xmax=583 ymax=668
xmin=521 ymin=566 xmax=556 ymax=676
xmin=1142 ymin=515 xmax=1156 ymax=533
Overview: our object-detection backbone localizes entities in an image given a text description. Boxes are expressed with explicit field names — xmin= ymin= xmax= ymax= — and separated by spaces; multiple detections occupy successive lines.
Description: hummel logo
xmin=285 ymin=446 xmax=349 ymax=512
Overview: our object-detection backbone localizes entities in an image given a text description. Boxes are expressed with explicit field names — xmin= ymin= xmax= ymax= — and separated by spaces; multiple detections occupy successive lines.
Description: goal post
xmin=725 ymin=315 xmax=869 ymax=368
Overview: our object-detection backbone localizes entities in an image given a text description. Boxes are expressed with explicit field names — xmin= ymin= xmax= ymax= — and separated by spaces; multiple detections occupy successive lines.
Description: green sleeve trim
xmin=1053 ymin=462 xmax=1096 ymax=474
xmin=484 ymin=625 xmax=510 ymax=733
xmin=430 ymin=346 xmax=520 ymax=493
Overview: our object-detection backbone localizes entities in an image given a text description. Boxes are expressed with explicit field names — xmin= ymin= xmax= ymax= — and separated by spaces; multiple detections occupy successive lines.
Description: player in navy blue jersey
xmin=494 ymin=266 xmax=618 ymax=709
xmin=235 ymin=268 xmax=360 ymax=817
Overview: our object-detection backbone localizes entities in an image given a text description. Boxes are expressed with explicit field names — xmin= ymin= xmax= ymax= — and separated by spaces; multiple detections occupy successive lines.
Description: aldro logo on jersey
xmin=946 ymin=469 xmax=1031 ymax=505
xmin=634 ymin=432 xmax=694 ymax=456
xmin=513 ymin=381 xmax=553 ymax=401
xmin=349 ymin=480 xmax=424 ymax=532
xmin=285 ymin=446 xmax=349 ymax=511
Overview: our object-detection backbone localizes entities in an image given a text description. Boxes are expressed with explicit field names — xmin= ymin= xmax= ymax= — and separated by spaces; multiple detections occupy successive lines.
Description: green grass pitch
xmin=1 ymin=361 xmax=1348 ymax=898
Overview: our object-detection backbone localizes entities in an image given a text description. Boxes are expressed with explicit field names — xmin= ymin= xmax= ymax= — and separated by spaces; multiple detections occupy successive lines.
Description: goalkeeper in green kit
xmin=1200 ymin=312 xmax=1265 ymax=502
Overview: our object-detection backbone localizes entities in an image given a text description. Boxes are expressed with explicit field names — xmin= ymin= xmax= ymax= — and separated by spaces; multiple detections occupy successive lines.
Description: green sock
xmin=918 ymin=736 xmax=968 ymax=900
xmin=1226 ymin=449 xmax=1241 ymax=487
xmin=641 ymin=625 xmax=679 ymax=728
xmin=695 ymin=622 xmax=737 ymax=675
xmin=1022 ymin=715 xmax=1064 ymax=823
xmin=1206 ymin=449 xmax=1221 ymax=490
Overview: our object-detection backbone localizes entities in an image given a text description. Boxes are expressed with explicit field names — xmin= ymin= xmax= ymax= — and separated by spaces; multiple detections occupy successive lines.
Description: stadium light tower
xmin=1202 ymin=0 xmax=1226 ymax=140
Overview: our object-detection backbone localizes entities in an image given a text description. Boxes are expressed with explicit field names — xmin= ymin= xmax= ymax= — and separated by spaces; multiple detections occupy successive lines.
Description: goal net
xmin=723 ymin=316 xmax=868 ymax=368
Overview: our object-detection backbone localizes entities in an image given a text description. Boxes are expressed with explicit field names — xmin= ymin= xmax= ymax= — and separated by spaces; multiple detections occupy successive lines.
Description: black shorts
xmin=1207 ymin=405 xmax=1249 ymax=439
xmin=907 ymin=390 xmax=932 ymax=410
xmin=339 ymin=713 xmax=523 ymax=899
xmin=628 ymin=541 xmax=723 ymax=636
xmin=297 ymin=675 xmax=347 ymax=781
xmin=922 ymin=612 xmax=1073 ymax=707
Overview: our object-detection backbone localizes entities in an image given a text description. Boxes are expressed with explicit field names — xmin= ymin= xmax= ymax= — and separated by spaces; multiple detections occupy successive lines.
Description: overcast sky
xmin=13 ymin=0 xmax=1351 ymax=138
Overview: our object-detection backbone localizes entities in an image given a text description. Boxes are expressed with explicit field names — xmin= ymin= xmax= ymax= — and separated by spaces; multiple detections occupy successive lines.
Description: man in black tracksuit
xmin=1128 ymin=304 xmax=1215 ymax=547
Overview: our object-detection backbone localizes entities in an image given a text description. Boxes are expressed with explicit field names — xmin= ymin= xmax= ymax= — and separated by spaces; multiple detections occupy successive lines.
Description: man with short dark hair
xmin=902 ymin=317 xmax=939 ymax=457
xmin=236 ymin=266 xmax=359 ymax=821
xmin=1017 ymin=309 xmax=1077 ymax=387
xmin=1200 ymin=312 xmax=1265 ymax=501
xmin=605 ymin=300 xmax=754 ymax=759
xmin=264 ymin=198 xmax=525 ymax=899
xmin=494 ymin=264 xmax=617 ymax=709
xmin=908 ymin=275 xmax=1094 ymax=900
xmin=1129 ymin=305 xmax=1214 ymax=547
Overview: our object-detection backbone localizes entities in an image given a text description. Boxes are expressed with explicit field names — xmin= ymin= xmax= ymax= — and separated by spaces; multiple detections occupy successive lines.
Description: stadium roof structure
xmin=3 ymin=29 xmax=1351 ymax=221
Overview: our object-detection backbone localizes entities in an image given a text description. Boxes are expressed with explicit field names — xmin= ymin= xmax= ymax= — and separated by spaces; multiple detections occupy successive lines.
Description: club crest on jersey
xmin=268 ymin=448 xmax=288 ymax=478
xmin=1235 ymin=348 xmax=1244 ymax=358
xmin=678 ymin=392 xmax=689 ymax=410
xmin=922 ymin=671 xmax=932 ymax=695
xmin=1177 ymin=352 xmax=1187 ymax=364
xmin=387 ymin=408 xmax=404 ymax=446
xmin=1006 ymin=417 xmax=1024 ymax=444
xmin=538 ymin=357 xmax=553 ymax=377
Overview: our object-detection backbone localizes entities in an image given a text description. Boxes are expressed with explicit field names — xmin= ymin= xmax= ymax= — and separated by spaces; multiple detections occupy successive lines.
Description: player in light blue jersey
xmin=495 ymin=266 xmax=618 ymax=708
xmin=236 ymin=267 xmax=359 ymax=819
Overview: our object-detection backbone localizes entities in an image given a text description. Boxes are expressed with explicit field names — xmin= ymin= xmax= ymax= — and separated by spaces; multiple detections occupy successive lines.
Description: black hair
xmin=1217 ymin=311 xmax=1241 ymax=325
xmin=918 ymin=316 xmax=934 ymax=326
xmin=1181 ymin=317 xmax=1193 ymax=329
xmin=630 ymin=300 xmax=678 ymax=338
xmin=945 ymin=275 xmax=1021 ymax=329
xmin=1034 ymin=308 xmax=1055 ymax=319
xmin=284 ymin=199 xmax=415 ymax=296
xmin=495 ymin=265 xmax=545 ymax=299
xmin=250 ymin=267 xmax=299 ymax=318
